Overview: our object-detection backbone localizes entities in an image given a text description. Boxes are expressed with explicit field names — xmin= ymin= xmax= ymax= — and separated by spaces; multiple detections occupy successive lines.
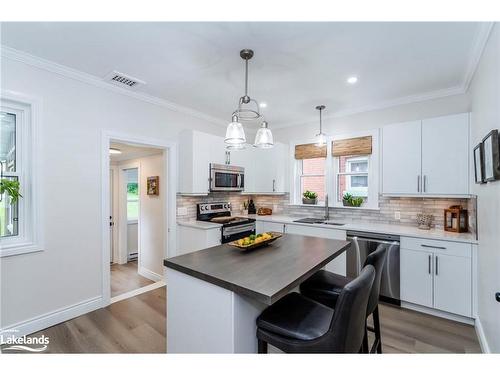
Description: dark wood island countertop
xmin=164 ymin=234 xmax=350 ymax=305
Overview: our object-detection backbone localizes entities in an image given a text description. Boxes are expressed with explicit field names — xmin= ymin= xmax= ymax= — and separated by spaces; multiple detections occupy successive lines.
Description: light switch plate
xmin=394 ymin=211 xmax=401 ymax=220
xmin=177 ymin=207 xmax=188 ymax=216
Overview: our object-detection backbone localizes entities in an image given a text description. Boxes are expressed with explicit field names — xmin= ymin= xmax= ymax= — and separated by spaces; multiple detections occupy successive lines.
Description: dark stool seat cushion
xmin=256 ymin=292 xmax=334 ymax=341
xmin=300 ymin=270 xmax=352 ymax=309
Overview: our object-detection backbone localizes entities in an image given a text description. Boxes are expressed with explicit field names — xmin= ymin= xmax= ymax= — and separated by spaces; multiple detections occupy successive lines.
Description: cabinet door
xmin=400 ymin=248 xmax=433 ymax=308
xmin=433 ymin=254 xmax=472 ymax=317
xmin=229 ymin=147 xmax=255 ymax=192
xmin=421 ymin=113 xmax=469 ymax=195
xmin=285 ymin=224 xmax=347 ymax=276
xmin=382 ymin=121 xmax=422 ymax=194
xmin=272 ymin=143 xmax=289 ymax=193
xmin=253 ymin=148 xmax=276 ymax=193
xmin=259 ymin=221 xmax=286 ymax=234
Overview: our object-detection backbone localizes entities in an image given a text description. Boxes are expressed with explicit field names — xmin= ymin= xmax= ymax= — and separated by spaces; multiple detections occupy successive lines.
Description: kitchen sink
xmin=293 ymin=218 xmax=345 ymax=226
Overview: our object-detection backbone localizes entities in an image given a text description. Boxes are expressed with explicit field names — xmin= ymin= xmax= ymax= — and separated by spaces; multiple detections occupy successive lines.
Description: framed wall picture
xmin=473 ymin=143 xmax=485 ymax=184
xmin=147 ymin=176 xmax=159 ymax=195
xmin=482 ymin=129 xmax=500 ymax=182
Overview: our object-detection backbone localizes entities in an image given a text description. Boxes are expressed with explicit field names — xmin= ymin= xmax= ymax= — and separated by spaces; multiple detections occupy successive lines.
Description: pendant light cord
xmin=244 ymin=58 xmax=249 ymax=98
xmin=319 ymin=107 xmax=322 ymax=134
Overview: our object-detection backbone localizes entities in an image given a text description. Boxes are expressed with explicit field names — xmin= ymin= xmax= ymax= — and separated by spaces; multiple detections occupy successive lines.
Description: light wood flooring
xmin=111 ymin=260 xmax=154 ymax=297
xmin=2 ymin=291 xmax=480 ymax=354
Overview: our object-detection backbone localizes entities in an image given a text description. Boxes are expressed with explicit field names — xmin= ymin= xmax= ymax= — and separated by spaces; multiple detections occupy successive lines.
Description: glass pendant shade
xmin=315 ymin=132 xmax=327 ymax=147
xmin=224 ymin=115 xmax=246 ymax=145
xmin=254 ymin=121 xmax=274 ymax=148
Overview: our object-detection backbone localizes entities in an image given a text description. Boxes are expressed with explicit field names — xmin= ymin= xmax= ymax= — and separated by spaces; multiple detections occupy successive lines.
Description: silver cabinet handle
xmin=428 ymin=254 xmax=431 ymax=274
xmin=417 ymin=175 xmax=420 ymax=192
xmin=423 ymin=175 xmax=427 ymax=192
xmin=272 ymin=179 xmax=276 ymax=192
xmin=435 ymin=255 xmax=439 ymax=275
xmin=421 ymin=244 xmax=446 ymax=250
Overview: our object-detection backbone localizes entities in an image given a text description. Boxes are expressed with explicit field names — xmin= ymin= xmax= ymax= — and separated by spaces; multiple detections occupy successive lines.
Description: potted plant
xmin=302 ymin=190 xmax=318 ymax=205
xmin=0 ymin=178 xmax=22 ymax=204
xmin=342 ymin=192 xmax=363 ymax=207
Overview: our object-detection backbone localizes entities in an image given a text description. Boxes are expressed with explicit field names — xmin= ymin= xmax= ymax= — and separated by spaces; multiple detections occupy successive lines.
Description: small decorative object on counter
xmin=257 ymin=207 xmax=273 ymax=216
xmin=416 ymin=213 xmax=433 ymax=230
xmin=229 ymin=232 xmax=283 ymax=251
xmin=342 ymin=192 xmax=363 ymax=207
xmin=302 ymin=190 xmax=318 ymax=205
xmin=248 ymin=199 xmax=256 ymax=214
xmin=444 ymin=205 xmax=468 ymax=233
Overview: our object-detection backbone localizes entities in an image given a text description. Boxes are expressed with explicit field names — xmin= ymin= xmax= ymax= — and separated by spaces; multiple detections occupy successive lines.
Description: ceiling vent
xmin=104 ymin=71 xmax=146 ymax=90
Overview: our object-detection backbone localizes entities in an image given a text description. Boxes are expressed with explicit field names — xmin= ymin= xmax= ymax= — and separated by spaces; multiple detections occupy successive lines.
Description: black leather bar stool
xmin=256 ymin=265 xmax=375 ymax=353
xmin=300 ymin=246 xmax=387 ymax=354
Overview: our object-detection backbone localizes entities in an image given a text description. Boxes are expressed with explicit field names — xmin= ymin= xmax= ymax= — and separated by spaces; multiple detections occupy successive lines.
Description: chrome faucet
xmin=324 ymin=194 xmax=330 ymax=221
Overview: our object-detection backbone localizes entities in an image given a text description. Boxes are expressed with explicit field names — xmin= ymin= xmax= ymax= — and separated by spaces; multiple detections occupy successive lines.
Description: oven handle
xmin=223 ymin=223 xmax=256 ymax=235
xmin=237 ymin=174 xmax=242 ymax=188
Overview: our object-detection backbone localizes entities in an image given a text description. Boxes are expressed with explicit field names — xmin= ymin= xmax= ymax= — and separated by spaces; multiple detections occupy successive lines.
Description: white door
xmin=433 ymin=254 xmax=472 ymax=317
xmin=400 ymin=248 xmax=433 ymax=308
xmin=421 ymin=113 xmax=469 ymax=195
xmin=382 ymin=121 xmax=422 ymax=194
xmin=109 ymin=169 xmax=114 ymax=263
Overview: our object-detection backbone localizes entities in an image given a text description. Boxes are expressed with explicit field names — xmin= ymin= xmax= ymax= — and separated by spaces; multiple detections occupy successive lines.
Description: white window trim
xmin=1 ymin=91 xmax=43 ymax=257
xmin=331 ymin=130 xmax=380 ymax=209
xmin=289 ymin=130 xmax=380 ymax=210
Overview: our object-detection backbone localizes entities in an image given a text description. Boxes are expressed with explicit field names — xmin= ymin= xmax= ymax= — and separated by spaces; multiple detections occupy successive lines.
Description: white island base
xmin=166 ymin=268 xmax=268 ymax=353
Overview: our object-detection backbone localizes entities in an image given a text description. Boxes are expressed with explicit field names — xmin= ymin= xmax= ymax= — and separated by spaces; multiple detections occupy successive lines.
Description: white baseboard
xmin=138 ymin=266 xmax=163 ymax=282
xmin=475 ymin=317 xmax=491 ymax=353
xmin=401 ymin=302 xmax=475 ymax=325
xmin=0 ymin=296 xmax=103 ymax=338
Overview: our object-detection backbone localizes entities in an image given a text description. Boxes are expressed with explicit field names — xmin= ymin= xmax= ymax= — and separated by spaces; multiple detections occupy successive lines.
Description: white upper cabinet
xmin=421 ymin=113 xmax=469 ymax=195
xmin=178 ymin=130 xmax=211 ymax=194
xmin=382 ymin=113 xmax=470 ymax=196
xmin=382 ymin=120 xmax=422 ymax=194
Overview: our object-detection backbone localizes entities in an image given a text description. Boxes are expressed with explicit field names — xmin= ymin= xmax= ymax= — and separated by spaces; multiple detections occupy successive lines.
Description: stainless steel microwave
xmin=209 ymin=163 xmax=244 ymax=192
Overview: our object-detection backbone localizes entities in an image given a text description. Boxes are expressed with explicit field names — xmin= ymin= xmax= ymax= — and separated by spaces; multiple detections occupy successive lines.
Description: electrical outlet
xmin=177 ymin=207 xmax=188 ymax=216
xmin=273 ymin=204 xmax=278 ymax=212
xmin=394 ymin=211 xmax=401 ymax=220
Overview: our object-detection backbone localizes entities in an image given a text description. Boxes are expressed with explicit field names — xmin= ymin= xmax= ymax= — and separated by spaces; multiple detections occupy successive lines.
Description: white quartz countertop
xmin=177 ymin=220 xmax=222 ymax=230
xmin=245 ymin=214 xmax=478 ymax=244
xmin=177 ymin=214 xmax=477 ymax=244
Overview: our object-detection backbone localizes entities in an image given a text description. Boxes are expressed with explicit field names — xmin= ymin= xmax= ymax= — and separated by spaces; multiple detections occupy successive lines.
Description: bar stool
xmin=256 ymin=265 xmax=375 ymax=353
xmin=300 ymin=246 xmax=388 ymax=353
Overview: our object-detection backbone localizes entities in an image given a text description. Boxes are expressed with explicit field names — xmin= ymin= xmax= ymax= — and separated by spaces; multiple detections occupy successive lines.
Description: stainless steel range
xmin=197 ymin=202 xmax=256 ymax=244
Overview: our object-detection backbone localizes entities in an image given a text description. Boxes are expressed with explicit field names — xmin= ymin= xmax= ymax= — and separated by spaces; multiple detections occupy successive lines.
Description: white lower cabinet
xmin=400 ymin=237 xmax=473 ymax=318
xmin=177 ymin=225 xmax=222 ymax=256
xmin=284 ymin=223 xmax=347 ymax=276
xmin=257 ymin=221 xmax=286 ymax=234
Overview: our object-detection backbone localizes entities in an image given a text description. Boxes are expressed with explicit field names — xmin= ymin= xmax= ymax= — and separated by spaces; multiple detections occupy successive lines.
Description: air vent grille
xmin=104 ymin=71 xmax=145 ymax=90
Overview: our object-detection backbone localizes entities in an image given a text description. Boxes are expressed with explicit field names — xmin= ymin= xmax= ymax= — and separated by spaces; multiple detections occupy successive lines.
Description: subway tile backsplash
xmin=177 ymin=193 xmax=476 ymax=233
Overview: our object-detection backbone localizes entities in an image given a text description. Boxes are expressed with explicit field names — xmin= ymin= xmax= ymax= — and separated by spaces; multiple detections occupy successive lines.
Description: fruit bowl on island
xmin=229 ymin=232 xmax=283 ymax=251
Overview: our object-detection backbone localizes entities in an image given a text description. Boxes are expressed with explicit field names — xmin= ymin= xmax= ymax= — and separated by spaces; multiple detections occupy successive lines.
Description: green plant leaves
xmin=0 ymin=178 xmax=22 ymax=203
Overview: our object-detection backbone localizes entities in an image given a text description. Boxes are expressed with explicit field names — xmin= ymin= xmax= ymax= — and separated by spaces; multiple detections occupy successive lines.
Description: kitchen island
xmin=164 ymin=234 xmax=350 ymax=353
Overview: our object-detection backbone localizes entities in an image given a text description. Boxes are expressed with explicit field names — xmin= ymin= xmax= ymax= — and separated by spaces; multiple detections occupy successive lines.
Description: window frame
xmin=0 ymin=92 xmax=42 ymax=257
xmin=290 ymin=130 xmax=379 ymax=210
xmin=297 ymin=157 xmax=326 ymax=205
xmin=336 ymin=155 xmax=370 ymax=201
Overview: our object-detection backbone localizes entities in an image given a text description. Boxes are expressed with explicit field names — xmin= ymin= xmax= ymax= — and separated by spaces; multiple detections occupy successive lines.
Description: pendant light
xmin=225 ymin=49 xmax=274 ymax=148
xmin=315 ymin=105 xmax=327 ymax=146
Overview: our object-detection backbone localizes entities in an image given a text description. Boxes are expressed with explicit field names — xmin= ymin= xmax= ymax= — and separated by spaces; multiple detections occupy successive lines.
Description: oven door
xmin=210 ymin=165 xmax=244 ymax=191
xmin=221 ymin=223 xmax=256 ymax=243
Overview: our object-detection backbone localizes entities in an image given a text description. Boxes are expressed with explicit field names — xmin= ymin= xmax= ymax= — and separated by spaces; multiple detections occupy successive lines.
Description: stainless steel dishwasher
xmin=346 ymin=231 xmax=400 ymax=305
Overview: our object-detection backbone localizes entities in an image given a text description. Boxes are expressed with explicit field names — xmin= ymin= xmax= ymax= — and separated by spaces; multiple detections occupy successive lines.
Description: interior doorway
xmin=108 ymin=141 xmax=167 ymax=301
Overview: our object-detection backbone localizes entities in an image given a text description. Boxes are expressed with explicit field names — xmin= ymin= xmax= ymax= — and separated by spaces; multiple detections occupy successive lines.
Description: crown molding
xmin=462 ymin=22 xmax=495 ymax=92
xmin=0 ymin=45 xmax=227 ymax=127
xmin=272 ymin=85 xmax=466 ymax=130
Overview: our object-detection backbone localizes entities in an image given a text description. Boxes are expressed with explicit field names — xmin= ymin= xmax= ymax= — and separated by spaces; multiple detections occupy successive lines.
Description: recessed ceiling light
xmin=109 ymin=148 xmax=122 ymax=155
xmin=347 ymin=76 xmax=358 ymax=84
xmin=259 ymin=102 xmax=267 ymax=108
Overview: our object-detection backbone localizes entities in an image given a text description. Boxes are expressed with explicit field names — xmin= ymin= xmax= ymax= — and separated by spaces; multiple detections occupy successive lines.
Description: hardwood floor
xmin=111 ymin=260 xmax=154 ymax=297
xmin=2 ymin=293 xmax=480 ymax=354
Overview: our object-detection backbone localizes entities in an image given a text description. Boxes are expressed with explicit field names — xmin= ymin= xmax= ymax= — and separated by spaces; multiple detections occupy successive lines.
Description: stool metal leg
xmin=258 ymin=339 xmax=268 ymax=354
xmin=362 ymin=322 xmax=369 ymax=353
xmin=373 ymin=305 xmax=382 ymax=354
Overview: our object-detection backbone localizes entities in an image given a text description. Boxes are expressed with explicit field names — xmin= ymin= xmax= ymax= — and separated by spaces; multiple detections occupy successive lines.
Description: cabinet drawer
xmin=401 ymin=237 xmax=471 ymax=258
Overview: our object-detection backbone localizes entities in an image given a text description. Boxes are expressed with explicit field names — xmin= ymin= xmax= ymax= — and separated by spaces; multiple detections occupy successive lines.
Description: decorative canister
xmin=416 ymin=213 xmax=433 ymax=230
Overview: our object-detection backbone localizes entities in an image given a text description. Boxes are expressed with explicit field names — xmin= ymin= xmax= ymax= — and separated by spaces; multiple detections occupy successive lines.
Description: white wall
xmin=468 ymin=24 xmax=500 ymax=353
xmin=273 ymin=93 xmax=471 ymax=142
xmin=0 ymin=56 xmax=224 ymax=330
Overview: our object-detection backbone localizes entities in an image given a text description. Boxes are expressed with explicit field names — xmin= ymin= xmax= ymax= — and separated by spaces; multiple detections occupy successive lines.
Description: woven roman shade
xmin=332 ymin=136 xmax=372 ymax=157
xmin=294 ymin=143 xmax=327 ymax=159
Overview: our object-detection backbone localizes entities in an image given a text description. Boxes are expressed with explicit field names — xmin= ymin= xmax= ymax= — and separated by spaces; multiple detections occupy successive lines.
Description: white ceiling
xmin=109 ymin=142 xmax=162 ymax=162
xmin=1 ymin=22 xmax=487 ymax=128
